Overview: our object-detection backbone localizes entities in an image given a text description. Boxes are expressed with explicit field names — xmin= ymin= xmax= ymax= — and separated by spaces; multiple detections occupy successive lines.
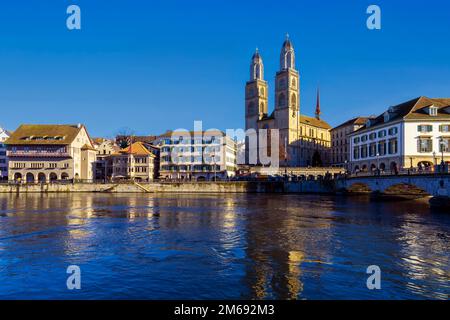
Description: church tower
xmin=245 ymin=49 xmax=268 ymax=131
xmin=274 ymin=35 xmax=300 ymax=165
xmin=245 ymin=49 xmax=268 ymax=165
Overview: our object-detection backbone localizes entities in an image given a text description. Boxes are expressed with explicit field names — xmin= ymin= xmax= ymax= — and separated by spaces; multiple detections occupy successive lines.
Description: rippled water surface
xmin=0 ymin=193 xmax=449 ymax=299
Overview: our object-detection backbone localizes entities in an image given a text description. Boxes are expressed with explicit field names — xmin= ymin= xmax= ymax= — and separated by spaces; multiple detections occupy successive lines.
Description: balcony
xmin=7 ymin=150 xmax=71 ymax=158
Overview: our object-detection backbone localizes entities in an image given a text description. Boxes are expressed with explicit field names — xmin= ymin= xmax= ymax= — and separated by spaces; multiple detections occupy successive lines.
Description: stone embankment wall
xmin=0 ymin=181 xmax=291 ymax=193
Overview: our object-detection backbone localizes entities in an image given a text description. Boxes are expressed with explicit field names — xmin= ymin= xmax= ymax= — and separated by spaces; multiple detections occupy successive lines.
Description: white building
xmin=154 ymin=130 xmax=237 ymax=181
xmin=349 ymin=97 xmax=450 ymax=174
xmin=0 ymin=127 xmax=11 ymax=180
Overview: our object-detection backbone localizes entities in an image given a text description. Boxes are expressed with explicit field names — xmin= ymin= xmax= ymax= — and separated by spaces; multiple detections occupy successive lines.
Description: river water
xmin=0 ymin=193 xmax=448 ymax=300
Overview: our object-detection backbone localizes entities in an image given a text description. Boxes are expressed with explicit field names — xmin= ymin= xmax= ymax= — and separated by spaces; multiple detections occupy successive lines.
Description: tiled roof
xmin=299 ymin=114 xmax=332 ymax=129
xmin=117 ymin=142 xmax=155 ymax=156
xmin=81 ymin=144 xmax=97 ymax=151
xmin=353 ymin=96 xmax=450 ymax=134
xmin=5 ymin=124 xmax=84 ymax=145
xmin=332 ymin=117 xmax=373 ymax=131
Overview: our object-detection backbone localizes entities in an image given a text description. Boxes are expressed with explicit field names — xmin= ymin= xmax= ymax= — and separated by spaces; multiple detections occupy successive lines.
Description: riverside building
xmin=5 ymin=124 xmax=97 ymax=182
xmin=349 ymin=97 xmax=450 ymax=174
xmin=0 ymin=127 xmax=10 ymax=180
xmin=330 ymin=117 xmax=372 ymax=170
xmin=153 ymin=130 xmax=237 ymax=181
xmin=110 ymin=141 xmax=157 ymax=181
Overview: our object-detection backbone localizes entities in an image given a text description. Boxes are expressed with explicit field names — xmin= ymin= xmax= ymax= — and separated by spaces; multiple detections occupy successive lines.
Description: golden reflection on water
xmin=0 ymin=193 xmax=448 ymax=299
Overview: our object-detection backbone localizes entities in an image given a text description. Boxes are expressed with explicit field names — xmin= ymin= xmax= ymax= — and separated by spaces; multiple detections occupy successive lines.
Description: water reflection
xmin=0 ymin=193 xmax=448 ymax=299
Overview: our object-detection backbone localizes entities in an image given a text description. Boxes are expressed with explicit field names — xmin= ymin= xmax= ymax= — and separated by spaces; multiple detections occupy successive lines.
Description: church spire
xmin=315 ymin=87 xmax=321 ymax=120
xmin=250 ymin=48 xmax=264 ymax=80
xmin=280 ymin=34 xmax=295 ymax=70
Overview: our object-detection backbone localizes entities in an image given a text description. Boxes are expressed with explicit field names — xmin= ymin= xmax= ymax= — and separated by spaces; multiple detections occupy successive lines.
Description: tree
xmin=115 ymin=127 xmax=135 ymax=149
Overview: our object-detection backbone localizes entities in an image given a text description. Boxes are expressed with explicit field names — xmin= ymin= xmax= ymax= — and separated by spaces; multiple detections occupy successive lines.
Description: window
xmin=429 ymin=106 xmax=438 ymax=116
xmin=291 ymin=93 xmax=296 ymax=108
xmin=388 ymin=127 xmax=398 ymax=135
xmin=369 ymin=143 xmax=377 ymax=157
xmin=369 ymin=133 xmax=377 ymax=140
xmin=439 ymin=125 xmax=450 ymax=132
xmin=361 ymin=135 xmax=368 ymax=142
xmin=378 ymin=141 xmax=386 ymax=156
xmin=440 ymin=138 xmax=450 ymax=152
xmin=353 ymin=137 xmax=360 ymax=144
xmin=278 ymin=93 xmax=286 ymax=107
xmin=418 ymin=138 xmax=433 ymax=153
xmin=378 ymin=130 xmax=386 ymax=138
xmin=360 ymin=145 xmax=368 ymax=158
xmin=388 ymin=139 xmax=398 ymax=154
xmin=384 ymin=112 xmax=390 ymax=123
xmin=418 ymin=125 xmax=433 ymax=133
xmin=247 ymin=102 xmax=255 ymax=115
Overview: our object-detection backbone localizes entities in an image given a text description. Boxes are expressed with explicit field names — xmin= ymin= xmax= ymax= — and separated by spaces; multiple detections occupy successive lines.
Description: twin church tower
xmin=245 ymin=35 xmax=331 ymax=167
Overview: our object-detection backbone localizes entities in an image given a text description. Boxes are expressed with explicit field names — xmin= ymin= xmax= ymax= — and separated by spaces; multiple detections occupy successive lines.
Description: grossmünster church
xmin=245 ymin=35 xmax=332 ymax=167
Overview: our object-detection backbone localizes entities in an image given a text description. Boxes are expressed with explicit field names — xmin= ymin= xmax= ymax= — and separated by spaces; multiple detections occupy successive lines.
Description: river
xmin=0 ymin=193 xmax=448 ymax=299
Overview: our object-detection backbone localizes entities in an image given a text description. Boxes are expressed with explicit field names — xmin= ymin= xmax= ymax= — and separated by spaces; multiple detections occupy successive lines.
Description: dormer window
xmin=366 ymin=119 xmax=371 ymax=127
xmin=384 ymin=112 xmax=390 ymax=123
xmin=429 ymin=105 xmax=438 ymax=116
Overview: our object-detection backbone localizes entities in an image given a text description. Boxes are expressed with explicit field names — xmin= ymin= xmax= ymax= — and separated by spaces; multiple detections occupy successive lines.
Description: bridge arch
xmin=347 ymin=182 xmax=372 ymax=193
xmin=382 ymin=183 xmax=429 ymax=196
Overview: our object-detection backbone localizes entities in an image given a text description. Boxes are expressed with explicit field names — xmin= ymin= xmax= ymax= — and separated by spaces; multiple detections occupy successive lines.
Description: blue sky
xmin=0 ymin=0 xmax=449 ymax=137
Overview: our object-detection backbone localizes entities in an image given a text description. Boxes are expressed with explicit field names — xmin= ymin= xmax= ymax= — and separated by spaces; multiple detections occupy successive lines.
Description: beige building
xmin=245 ymin=36 xmax=332 ymax=167
xmin=110 ymin=142 xmax=156 ymax=181
xmin=331 ymin=117 xmax=371 ymax=168
xmin=6 ymin=124 xmax=97 ymax=182
xmin=349 ymin=97 xmax=450 ymax=174
xmin=93 ymin=138 xmax=120 ymax=180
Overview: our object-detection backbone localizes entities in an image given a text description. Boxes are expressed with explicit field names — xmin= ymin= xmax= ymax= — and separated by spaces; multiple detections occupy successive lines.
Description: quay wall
xmin=0 ymin=182 xmax=289 ymax=194
xmin=1 ymin=175 xmax=448 ymax=196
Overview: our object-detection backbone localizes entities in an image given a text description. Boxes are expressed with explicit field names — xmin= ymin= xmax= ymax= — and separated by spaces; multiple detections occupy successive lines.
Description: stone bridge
xmin=336 ymin=174 xmax=450 ymax=197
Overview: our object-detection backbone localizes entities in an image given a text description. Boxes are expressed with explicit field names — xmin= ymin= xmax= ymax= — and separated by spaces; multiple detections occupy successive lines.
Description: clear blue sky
xmin=0 ymin=0 xmax=449 ymax=137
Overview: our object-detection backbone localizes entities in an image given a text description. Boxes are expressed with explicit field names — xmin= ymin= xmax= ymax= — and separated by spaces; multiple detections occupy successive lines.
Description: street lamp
xmin=433 ymin=151 xmax=437 ymax=166
xmin=376 ymin=152 xmax=380 ymax=176
xmin=211 ymin=152 xmax=216 ymax=182
xmin=177 ymin=153 xmax=183 ymax=181
xmin=284 ymin=137 xmax=288 ymax=177
xmin=439 ymin=137 xmax=445 ymax=165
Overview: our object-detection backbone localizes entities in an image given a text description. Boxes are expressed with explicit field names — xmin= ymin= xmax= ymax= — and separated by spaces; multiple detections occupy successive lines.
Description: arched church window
xmin=278 ymin=93 xmax=286 ymax=107
xmin=278 ymin=78 xmax=286 ymax=90
xmin=286 ymin=51 xmax=295 ymax=69
xmin=259 ymin=87 xmax=264 ymax=97
xmin=248 ymin=102 xmax=255 ymax=115
xmin=291 ymin=93 xmax=296 ymax=107
xmin=291 ymin=78 xmax=296 ymax=87
xmin=260 ymin=102 xmax=264 ymax=112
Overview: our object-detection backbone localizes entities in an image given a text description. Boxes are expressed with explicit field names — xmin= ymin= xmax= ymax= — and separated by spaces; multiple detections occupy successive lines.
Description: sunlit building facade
xmin=349 ymin=97 xmax=450 ymax=173
xmin=5 ymin=124 xmax=97 ymax=182
xmin=153 ymin=130 xmax=237 ymax=181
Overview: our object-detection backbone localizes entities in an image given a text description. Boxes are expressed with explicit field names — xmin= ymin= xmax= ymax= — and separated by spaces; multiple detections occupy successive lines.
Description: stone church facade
xmin=245 ymin=36 xmax=331 ymax=167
